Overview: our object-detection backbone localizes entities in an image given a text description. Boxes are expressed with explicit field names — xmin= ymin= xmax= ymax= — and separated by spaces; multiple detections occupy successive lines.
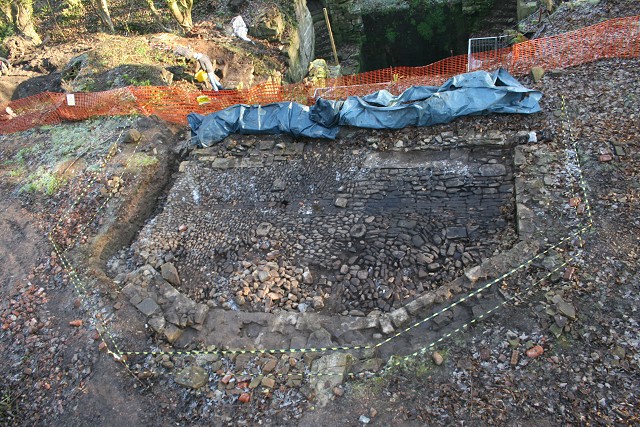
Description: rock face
xmin=517 ymin=0 xmax=538 ymax=20
xmin=287 ymin=0 xmax=315 ymax=82
xmin=63 ymin=54 xmax=173 ymax=92
xmin=325 ymin=0 xmax=364 ymax=45
xmin=252 ymin=6 xmax=286 ymax=41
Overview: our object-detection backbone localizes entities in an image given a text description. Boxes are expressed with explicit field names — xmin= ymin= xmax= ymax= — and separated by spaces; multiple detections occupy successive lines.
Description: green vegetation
xmin=60 ymin=0 xmax=85 ymax=22
xmin=0 ymin=18 xmax=14 ymax=42
xmin=385 ymin=28 xmax=397 ymax=44
xmin=92 ymin=37 xmax=156 ymax=71
xmin=361 ymin=0 xmax=497 ymax=71
xmin=0 ymin=0 xmax=41 ymax=44
xmin=7 ymin=119 xmax=130 ymax=197
xmin=122 ymin=73 xmax=152 ymax=87
xmin=20 ymin=167 xmax=65 ymax=195
xmin=13 ymin=145 xmax=39 ymax=165
xmin=0 ymin=387 xmax=16 ymax=425
xmin=350 ymin=375 xmax=386 ymax=399
xmin=126 ymin=153 xmax=158 ymax=169
xmin=7 ymin=167 xmax=26 ymax=177
xmin=415 ymin=7 xmax=446 ymax=41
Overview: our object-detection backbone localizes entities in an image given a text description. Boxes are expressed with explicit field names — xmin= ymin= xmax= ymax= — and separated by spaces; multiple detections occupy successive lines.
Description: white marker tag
xmin=66 ymin=94 xmax=76 ymax=106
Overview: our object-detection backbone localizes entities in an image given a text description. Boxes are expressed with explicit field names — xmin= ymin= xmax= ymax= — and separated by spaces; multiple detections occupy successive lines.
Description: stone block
xmin=404 ymin=298 xmax=423 ymax=315
xmin=335 ymin=197 xmax=348 ymax=208
xmin=379 ymin=315 xmax=394 ymax=335
xmin=137 ymin=297 xmax=160 ymax=316
xmin=446 ymin=226 xmax=467 ymax=239
xmin=164 ymin=323 xmax=183 ymax=343
xmin=307 ymin=328 xmax=333 ymax=349
xmin=530 ymin=66 xmax=545 ymax=83
xmin=464 ymin=266 xmax=487 ymax=283
xmin=121 ymin=282 xmax=140 ymax=300
xmin=261 ymin=376 xmax=276 ymax=388
xmin=417 ymin=292 xmax=436 ymax=309
xmin=161 ymin=262 xmax=180 ymax=285
xmin=194 ymin=304 xmax=209 ymax=325
xmin=175 ymin=365 xmax=208 ymax=389
xmin=309 ymin=352 xmax=352 ymax=407
xmin=148 ymin=315 xmax=165 ymax=333
xmin=210 ymin=158 xmax=231 ymax=169
xmin=389 ymin=308 xmax=409 ymax=327
xmin=479 ymin=164 xmax=506 ymax=176
xmin=347 ymin=316 xmax=378 ymax=330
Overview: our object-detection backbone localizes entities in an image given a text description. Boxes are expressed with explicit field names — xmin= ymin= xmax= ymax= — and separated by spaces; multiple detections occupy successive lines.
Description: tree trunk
xmin=96 ymin=0 xmax=115 ymax=33
xmin=166 ymin=0 xmax=193 ymax=32
xmin=145 ymin=0 xmax=171 ymax=32
xmin=9 ymin=1 xmax=42 ymax=44
xmin=179 ymin=0 xmax=193 ymax=30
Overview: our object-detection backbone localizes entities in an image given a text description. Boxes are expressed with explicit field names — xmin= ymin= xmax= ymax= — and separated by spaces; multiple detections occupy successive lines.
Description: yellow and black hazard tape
xmin=52 ymin=129 xmax=146 ymax=255
xmin=124 ymin=344 xmax=374 ymax=357
xmin=380 ymin=259 xmax=572 ymax=374
xmin=45 ymin=128 xmax=149 ymax=382
xmin=560 ymin=96 xmax=594 ymax=230
xmin=121 ymin=231 xmax=580 ymax=359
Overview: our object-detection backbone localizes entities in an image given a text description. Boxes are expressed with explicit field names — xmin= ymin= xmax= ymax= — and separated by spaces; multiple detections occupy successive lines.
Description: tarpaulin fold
xmin=188 ymin=102 xmax=339 ymax=148
xmin=188 ymin=69 xmax=542 ymax=147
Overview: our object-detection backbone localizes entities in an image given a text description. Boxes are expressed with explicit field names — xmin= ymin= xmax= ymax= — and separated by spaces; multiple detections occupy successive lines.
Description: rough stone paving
xmin=131 ymin=135 xmax=516 ymax=317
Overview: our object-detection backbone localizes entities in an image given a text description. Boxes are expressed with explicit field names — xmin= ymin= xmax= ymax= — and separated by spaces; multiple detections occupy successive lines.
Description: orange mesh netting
xmin=1 ymin=15 xmax=638 ymax=134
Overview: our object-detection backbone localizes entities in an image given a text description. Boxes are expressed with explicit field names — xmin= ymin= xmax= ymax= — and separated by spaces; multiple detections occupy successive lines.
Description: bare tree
xmin=96 ymin=0 xmax=115 ymax=33
xmin=165 ymin=0 xmax=193 ymax=32
xmin=0 ymin=0 xmax=42 ymax=44
xmin=145 ymin=0 xmax=172 ymax=32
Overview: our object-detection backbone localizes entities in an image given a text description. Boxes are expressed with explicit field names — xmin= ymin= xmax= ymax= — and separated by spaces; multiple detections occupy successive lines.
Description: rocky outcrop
xmin=286 ymin=0 xmax=315 ymax=82
xmin=252 ymin=6 xmax=286 ymax=41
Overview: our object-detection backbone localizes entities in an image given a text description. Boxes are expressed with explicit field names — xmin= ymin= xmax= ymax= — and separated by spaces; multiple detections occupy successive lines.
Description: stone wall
xmin=325 ymin=0 xmax=364 ymax=45
xmin=517 ymin=0 xmax=538 ymax=21
xmin=131 ymin=132 xmax=516 ymax=317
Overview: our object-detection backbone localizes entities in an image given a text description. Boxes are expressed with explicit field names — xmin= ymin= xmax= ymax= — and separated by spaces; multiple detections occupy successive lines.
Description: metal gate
xmin=467 ymin=36 xmax=510 ymax=72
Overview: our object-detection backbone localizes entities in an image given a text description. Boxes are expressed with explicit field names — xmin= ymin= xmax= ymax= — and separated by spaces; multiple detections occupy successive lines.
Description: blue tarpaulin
xmin=188 ymin=69 xmax=542 ymax=147
xmin=187 ymin=102 xmax=339 ymax=148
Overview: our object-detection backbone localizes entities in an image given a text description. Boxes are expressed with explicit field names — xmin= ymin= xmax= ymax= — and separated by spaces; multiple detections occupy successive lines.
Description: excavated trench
xmin=127 ymin=134 xmax=517 ymax=317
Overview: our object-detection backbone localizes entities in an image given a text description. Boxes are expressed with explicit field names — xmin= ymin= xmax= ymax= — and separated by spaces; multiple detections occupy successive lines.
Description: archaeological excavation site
xmin=1 ymin=1 xmax=638 ymax=425
xmin=118 ymin=131 xmax=518 ymax=342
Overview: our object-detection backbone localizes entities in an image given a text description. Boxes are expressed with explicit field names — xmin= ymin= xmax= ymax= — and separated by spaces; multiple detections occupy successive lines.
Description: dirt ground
xmin=1 ymin=2 xmax=639 ymax=426
xmin=0 ymin=56 xmax=638 ymax=426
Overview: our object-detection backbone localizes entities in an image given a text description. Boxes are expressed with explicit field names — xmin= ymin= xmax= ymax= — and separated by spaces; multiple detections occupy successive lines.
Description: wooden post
xmin=323 ymin=8 xmax=340 ymax=66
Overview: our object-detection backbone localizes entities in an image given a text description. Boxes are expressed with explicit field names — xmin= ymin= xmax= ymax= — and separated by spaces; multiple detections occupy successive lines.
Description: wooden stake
xmin=323 ymin=8 xmax=340 ymax=66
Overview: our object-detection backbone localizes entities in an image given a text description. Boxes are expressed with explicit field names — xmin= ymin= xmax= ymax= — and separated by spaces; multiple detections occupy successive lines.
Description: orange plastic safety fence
xmin=1 ymin=15 xmax=638 ymax=135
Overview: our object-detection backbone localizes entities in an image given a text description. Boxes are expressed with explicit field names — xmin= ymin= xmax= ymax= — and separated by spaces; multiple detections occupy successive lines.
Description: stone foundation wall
xmin=131 ymin=132 xmax=516 ymax=317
